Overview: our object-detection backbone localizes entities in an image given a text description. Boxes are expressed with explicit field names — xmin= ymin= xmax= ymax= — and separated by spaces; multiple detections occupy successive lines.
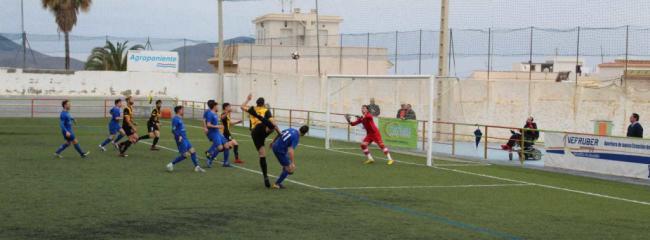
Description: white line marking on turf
xmin=177 ymin=121 xmax=650 ymax=206
xmin=138 ymin=141 xmax=321 ymax=190
xmin=320 ymin=183 xmax=532 ymax=190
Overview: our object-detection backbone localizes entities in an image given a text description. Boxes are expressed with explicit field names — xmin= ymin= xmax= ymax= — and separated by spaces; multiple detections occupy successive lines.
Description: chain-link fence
xmin=1 ymin=26 xmax=648 ymax=77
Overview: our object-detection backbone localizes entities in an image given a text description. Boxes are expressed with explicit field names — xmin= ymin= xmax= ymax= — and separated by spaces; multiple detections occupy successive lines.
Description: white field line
xmin=160 ymin=122 xmax=650 ymax=205
xmin=320 ymin=183 xmax=532 ymax=190
xmin=138 ymin=141 xmax=321 ymax=190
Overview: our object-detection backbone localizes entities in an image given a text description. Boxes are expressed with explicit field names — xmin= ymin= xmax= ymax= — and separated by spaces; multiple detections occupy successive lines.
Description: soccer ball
xmin=291 ymin=51 xmax=300 ymax=60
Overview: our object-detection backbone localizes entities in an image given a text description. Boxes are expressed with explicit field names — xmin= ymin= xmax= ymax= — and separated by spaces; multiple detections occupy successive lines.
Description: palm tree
xmin=85 ymin=41 xmax=145 ymax=71
xmin=42 ymin=0 xmax=92 ymax=70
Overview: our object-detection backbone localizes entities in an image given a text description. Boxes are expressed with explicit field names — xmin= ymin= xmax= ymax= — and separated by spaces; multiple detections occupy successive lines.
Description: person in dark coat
xmin=522 ymin=117 xmax=539 ymax=148
xmin=627 ymin=113 xmax=644 ymax=138
xmin=368 ymin=98 xmax=381 ymax=117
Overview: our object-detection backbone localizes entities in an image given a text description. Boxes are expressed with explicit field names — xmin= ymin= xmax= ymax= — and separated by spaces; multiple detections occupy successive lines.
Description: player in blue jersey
xmin=98 ymin=99 xmax=126 ymax=151
xmin=204 ymin=100 xmax=232 ymax=168
xmin=270 ymin=125 xmax=309 ymax=189
xmin=54 ymin=100 xmax=90 ymax=158
xmin=166 ymin=106 xmax=205 ymax=173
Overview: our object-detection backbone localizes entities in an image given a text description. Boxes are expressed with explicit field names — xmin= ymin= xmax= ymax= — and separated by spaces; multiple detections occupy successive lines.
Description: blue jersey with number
xmin=109 ymin=107 xmax=121 ymax=126
xmin=171 ymin=116 xmax=188 ymax=143
xmin=60 ymin=110 xmax=74 ymax=134
xmin=273 ymin=128 xmax=300 ymax=153
xmin=205 ymin=110 xmax=222 ymax=138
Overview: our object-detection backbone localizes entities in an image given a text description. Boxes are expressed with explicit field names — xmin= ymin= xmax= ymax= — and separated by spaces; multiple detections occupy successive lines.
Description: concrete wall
xmin=438 ymin=78 xmax=650 ymax=138
xmin=0 ymin=68 xmax=219 ymax=102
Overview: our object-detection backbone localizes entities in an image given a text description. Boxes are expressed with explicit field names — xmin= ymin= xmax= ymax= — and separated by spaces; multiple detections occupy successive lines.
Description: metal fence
xmin=4 ymin=96 xmax=649 ymax=167
xmin=1 ymin=26 xmax=648 ymax=77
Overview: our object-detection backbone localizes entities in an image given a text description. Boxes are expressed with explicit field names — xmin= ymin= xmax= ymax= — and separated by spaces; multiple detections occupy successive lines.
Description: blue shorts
xmin=109 ymin=123 xmax=121 ymax=135
xmin=176 ymin=139 xmax=193 ymax=154
xmin=208 ymin=133 xmax=227 ymax=146
xmin=272 ymin=147 xmax=291 ymax=167
xmin=62 ymin=131 xmax=76 ymax=142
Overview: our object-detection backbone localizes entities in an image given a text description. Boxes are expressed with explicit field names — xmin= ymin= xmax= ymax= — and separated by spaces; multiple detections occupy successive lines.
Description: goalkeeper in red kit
xmin=345 ymin=105 xmax=395 ymax=165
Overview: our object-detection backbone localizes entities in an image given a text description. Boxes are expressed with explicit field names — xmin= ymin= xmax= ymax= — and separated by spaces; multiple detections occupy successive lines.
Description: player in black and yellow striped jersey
xmin=137 ymin=100 xmax=162 ymax=151
xmin=221 ymin=102 xmax=243 ymax=164
xmin=241 ymin=93 xmax=281 ymax=188
xmin=117 ymin=96 xmax=139 ymax=157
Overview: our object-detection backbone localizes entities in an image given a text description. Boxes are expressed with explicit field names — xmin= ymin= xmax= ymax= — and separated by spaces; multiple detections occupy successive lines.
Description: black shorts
xmin=147 ymin=122 xmax=159 ymax=133
xmin=251 ymin=124 xmax=270 ymax=150
xmin=223 ymin=131 xmax=233 ymax=141
xmin=123 ymin=125 xmax=135 ymax=136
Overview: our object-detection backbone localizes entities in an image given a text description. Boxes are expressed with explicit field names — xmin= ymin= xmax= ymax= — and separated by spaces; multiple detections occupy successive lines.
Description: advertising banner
xmin=378 ymin=118 xmax=418 ymax=149
xmin=545 ymin=133 xmax=650 ymax=179
xmin=127 ymin=50 xmax=179 ymax=73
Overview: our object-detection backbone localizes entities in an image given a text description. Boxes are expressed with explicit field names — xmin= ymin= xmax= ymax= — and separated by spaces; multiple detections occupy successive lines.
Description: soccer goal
xmin=325 ymin=75 xmax=436 ymax=166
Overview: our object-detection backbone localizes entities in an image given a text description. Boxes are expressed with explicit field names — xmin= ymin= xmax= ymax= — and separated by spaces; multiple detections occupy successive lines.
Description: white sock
xmin=386 ymin=153 xmax=393 ymax=161
xmin=367 ymin=154 xmax=374 ymax=161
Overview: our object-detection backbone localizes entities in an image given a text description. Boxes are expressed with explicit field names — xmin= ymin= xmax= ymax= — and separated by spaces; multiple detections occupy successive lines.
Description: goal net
xmin=325 ymin=75 xmax=436 ymax=166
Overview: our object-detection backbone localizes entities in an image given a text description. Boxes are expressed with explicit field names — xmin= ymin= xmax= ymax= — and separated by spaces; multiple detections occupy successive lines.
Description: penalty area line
xmin=179 ymin=122 xmax=650 ymax=206
xmin=320 ymin=183 xmax=532 ymax=190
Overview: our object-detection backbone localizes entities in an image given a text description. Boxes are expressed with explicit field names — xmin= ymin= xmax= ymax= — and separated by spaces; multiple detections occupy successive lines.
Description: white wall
xmin=0 ymin=69 xmax=219 ymax=102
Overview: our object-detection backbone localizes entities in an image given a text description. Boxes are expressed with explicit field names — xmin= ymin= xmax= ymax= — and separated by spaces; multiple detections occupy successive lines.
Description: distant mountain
xmin=174 ymin=36 xmax=255 ymax=73
xmin=0 ymin=35 xmax=85 ymax=70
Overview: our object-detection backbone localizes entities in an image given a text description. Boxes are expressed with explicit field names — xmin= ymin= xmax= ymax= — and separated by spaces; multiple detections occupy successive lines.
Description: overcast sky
xmin=1 ymin=0 xmax=649 ymax=41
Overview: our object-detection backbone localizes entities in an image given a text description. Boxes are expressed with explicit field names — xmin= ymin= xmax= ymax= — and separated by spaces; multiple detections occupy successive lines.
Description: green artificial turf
xmin=1 ymin=118 xmax=649 ymax=239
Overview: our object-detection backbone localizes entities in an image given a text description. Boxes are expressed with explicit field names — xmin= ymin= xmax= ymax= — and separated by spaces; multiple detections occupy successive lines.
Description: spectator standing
xmin=627 ymin=113 xmax=644 ymax=138
xmin=405 ymin=104 xmax=416 ymax=120
xmin=397 ymin=104 xmax=407 ymax=119
xmin=368 ymin=98 xmax=381 ymax=117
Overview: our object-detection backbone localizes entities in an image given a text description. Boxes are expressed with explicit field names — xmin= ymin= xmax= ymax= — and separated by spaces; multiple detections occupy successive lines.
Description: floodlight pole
xmin=218 ymin=0 xmax=225 ymax=103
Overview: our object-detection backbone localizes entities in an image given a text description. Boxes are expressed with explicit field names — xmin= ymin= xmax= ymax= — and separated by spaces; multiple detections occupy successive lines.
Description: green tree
xmin=42 ymin=0 xmax=92 ymax=70
xmin=85 ymin=41 xmax=144 ymax=71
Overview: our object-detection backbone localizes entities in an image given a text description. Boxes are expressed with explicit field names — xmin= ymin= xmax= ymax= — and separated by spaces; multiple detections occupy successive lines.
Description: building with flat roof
xmin=209 ymin=9 xmax=391 ymax=75
xmin=253 ymin=8 xmax=342 ymax=47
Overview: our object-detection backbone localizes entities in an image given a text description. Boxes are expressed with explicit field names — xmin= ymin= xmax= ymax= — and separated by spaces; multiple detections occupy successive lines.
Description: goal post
xmin=325 ymin=75 xmax=436 ymax=166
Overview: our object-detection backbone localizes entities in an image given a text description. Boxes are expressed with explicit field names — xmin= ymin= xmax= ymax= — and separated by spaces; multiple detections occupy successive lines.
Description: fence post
xmin=31 ymin=99 xmax=34 ymax=118
xmin=270 ymin=38 xmax=273 ymax=73
xmin=624 ymin=25 xmax=629 ymax=88
xmin=347 ymin=124 xmax=351 ymax=142
xmin=487 ymin=28 xmax=491 ymax=82
xmin=289 ymin=109 xmax=293 ymax=128
xmin=483 ymin=126 xmax=488 ymax=160
xmin=183 ymin=38 xmax=187 ymax=72
xmin=339 ymin=34 xmax=343 ymax=74
xmin=249 ymin=43 xmax=254 ymax=74
xmin=306 ymin=111 xmax=311 ymax=131
xmin=575 ymin=26 xmax=580 ymax=84
xmin=366 ymin=32 xmax=370 ymax=75
xmin=394 ymin=30 xmax=398 ymax=74
xmin=451 ymin=123 xmax=456 ymax=156
xmin=104 ymin=100 xmax=107 ymax=118
xmin=418 ymin=29 xmax=423 ymax=75
xmin=520 ymin=130 xmax=526 ymax=166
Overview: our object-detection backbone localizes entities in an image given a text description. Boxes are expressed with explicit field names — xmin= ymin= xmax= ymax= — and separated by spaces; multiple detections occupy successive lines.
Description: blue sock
xmin=210 ymin=146 xmax=221 ymax=160
xmin=223 ymin=149 xmax=230 ymax=165
xmin=100 ymin=138 xmax=112 ymax=147
xmin=190 ymin=152 xmax=199 ymax=167
xmin=276 ymin=169 xmax=289 ymax=185
xmin=208 ymin=143 xmax=218 ymax=157
xmin=74 ymin=144 xmax=85 ymax=155
xmin=114 ymin=134 xmax=124 ymax=143
xmin=172 ymin=155 xmax=185 ymax=165
xmin=55 ymin=143 xmax=70 ymax=154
